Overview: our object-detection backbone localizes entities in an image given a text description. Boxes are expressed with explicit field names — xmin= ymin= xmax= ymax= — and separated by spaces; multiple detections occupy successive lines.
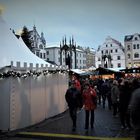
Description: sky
xmin=0 ymin=0 xmax=140 ymax=49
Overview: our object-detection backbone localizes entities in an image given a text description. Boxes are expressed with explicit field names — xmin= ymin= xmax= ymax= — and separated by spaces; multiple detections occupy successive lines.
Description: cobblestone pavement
xmin=0 ymin=104 xmax=135 ymax=140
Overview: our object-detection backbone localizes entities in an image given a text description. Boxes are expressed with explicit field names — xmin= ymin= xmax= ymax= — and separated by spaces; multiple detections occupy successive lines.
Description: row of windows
xmin=101 ymin=49 xmax=118 ymax=54
xmin=47 ymin=57 xmax=86 ymax=64
xmin=106 ymin=44 xmax=113 ymax=47
xmin=46 ymin=50 xmax=86 ymax=58
xmin=98 ymin=63 xmax=121 ymax=68
xmin=127 ymin=44 xmax=140 ymax=50
xmin=127 ymin=53 xmax=140 ymax=59
xmin=36 ymin=52 xmax=46 ymax=59
xmin=98 ymin=56 xmax=121 ymax=61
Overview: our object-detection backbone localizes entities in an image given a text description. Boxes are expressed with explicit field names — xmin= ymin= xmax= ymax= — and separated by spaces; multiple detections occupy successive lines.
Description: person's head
xmin=84 ymin=83 xmax=90 ymax=90
xmin=113 ymin=80 xmax=118 ymax=85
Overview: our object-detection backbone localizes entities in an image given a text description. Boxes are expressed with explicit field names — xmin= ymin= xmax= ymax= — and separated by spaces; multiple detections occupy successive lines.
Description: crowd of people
xmin=65 ymin=75 xmax=140 ymax=140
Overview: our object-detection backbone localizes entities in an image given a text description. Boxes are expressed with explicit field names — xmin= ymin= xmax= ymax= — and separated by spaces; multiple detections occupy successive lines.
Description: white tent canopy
xmin=0 ymin=15 xmax=51 ymax=68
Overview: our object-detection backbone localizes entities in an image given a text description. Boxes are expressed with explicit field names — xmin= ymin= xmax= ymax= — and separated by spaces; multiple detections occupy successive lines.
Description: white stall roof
xmin=0 ymin=15 xmax=51 ymax=68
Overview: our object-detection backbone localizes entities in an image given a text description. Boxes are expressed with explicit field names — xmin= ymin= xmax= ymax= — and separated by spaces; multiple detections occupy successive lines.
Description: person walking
xmin=129 ymin=79 xmax=140 ymax=140
xmin=65 ymin=81 xmax=83 ymax=131
xmin=111 ymin=80 xmax=120 ymax=117
xmin=82 ymin=83 xmax=97 ymax=130
xmin=119 ymin=79 xmax=132 ymax=129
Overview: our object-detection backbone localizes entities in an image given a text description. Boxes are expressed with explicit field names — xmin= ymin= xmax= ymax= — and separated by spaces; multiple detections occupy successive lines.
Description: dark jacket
xmin=65 ymin=87 xmax=83 ymax=109
xmin=130 ymin=88 xmax=140 ymax=125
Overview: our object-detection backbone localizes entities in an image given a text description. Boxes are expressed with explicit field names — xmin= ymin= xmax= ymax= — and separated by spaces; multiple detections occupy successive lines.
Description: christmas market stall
xmin=120 ymin=67 xmax=140 ymax=78
xmin=90 ymin=67 xmax=123 ymax=80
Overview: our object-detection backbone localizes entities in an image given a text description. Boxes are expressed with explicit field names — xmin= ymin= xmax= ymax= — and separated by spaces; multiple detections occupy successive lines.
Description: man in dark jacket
xmin=65 ymin=81 xmax=83 ymax=131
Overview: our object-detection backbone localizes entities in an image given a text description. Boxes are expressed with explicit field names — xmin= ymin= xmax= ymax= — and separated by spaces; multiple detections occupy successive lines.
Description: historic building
xmin=124 ymin=33 xmax=140 ymax=68
xmin=29 ymin=25 xmax=47 ymax=61
xmin=95 ymin=36 xmax=125 ymax=69
xmin=45 ymin=37 xmax=87 ymax=69
xmin=84 ymin=47 xmax=96 ymax=68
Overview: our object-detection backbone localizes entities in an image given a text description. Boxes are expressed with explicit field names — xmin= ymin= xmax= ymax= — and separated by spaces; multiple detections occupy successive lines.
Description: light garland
xmin=0 ymin=69 xmax=68 ymax=79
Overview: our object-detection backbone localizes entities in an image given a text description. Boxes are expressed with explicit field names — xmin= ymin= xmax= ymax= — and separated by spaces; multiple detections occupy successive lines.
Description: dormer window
xmin=135 ymin=37 xmax=138 ymax=41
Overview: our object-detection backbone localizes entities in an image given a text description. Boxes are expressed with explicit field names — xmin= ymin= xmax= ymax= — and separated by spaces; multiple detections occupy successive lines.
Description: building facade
xmin=84 ymin=47 xmax=96 ymax=68
xmin=29 ymin=25 xmax=47 ymax=60
xmin=95 ymin=36 xmax=125 ymax=69
xmin=45 ymin=45 xmax=87 ymax=69
xmin=124 ymin=33 xmax=140 ymax=68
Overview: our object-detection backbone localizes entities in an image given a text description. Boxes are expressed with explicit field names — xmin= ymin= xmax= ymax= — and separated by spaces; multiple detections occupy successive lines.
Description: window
xmin=98 ymin=57 xmax=100 ymax=61
xmin=134 ymin=53 xmax=139 ymax=58
xmin=127 ymin=54 xmax=131 ymax=59
xmin=36 ymin=52 xmax=39 ymax=57
xmin=127 ymin=45 xmax=130 ymax=50
xmin=101 ymin=50 xmax=103 ymax=54
xmin=105 ymin=50 xmax=108 ymax=54
xmin=47 ymin=58 xmax=49 ymax=61
xmin=111 ymin=64 xmax=113 ymax=68
xmin=47 ymin=51 xmax=49 ymax=55
xmin=133 ymin=44 xmax=136 ymax=49
xmin=44 ymin=53 xmax=46 ymax=59
xmin=110 ymin=44 xmax=112 ymax=47
xmin=106 ymin=44 xmax=108 ymax=47
xmin=117 ymin=56 xmax=120 ymax=60
xmin=137 ymin=44 xmax=139 ymax=49
xmin=135 ymin=37 xmax=138 ymax=40
xmin=110 ymin=50 xmax=113 ymax=53
xmin=40 ymin=53 xmax=42 ymax=58
xmin=118 ymin=63 xmax=121 ymax=67
xmin=39 ymin=44 xmax=43 ymax=49
xmin=115 ymin=49 xmax=118 ymax=53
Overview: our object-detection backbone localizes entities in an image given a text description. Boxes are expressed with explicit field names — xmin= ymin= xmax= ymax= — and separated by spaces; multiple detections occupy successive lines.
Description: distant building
xmin=84 ymin=47 xmax=96 ymax=68
xmin=45 ymin=45 xmax=87 ymax=69
xmin=95 ymin=36 xmax=125 ymax=69
xmin=29 ymin=25 xmax=47 ymax=60
xmin=124 ymin=33 xmax=140 ymax=68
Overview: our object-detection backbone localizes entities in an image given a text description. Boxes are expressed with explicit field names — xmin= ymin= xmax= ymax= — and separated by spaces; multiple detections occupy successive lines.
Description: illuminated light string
xmin=0 ymin=69 xmax=68 ymax=79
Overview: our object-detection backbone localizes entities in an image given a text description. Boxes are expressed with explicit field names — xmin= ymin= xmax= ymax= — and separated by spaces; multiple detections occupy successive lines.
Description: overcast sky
xmin=0 ymin=0 xmax=140 ymax=49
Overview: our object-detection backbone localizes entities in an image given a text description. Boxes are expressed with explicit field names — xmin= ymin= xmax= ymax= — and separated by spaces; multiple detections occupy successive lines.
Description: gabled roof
xmin=0 ymin=15 xmax=51 ymax=68
xmin=124 ymin=34 xmax=140 ymax=42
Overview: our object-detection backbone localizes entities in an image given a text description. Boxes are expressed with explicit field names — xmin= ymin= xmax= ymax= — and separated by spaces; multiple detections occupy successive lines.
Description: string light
xmin=0 ymin=69 xmax=68 ymax=79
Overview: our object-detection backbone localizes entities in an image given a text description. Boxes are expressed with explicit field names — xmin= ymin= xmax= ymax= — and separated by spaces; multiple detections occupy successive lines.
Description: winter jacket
xmin=82 ymin=87 xmax=97 ymax=110
xmin=111 ymin=85 xmax=120 ymax=104
xmin=65 ymin=87 xmax=83 ymax=109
